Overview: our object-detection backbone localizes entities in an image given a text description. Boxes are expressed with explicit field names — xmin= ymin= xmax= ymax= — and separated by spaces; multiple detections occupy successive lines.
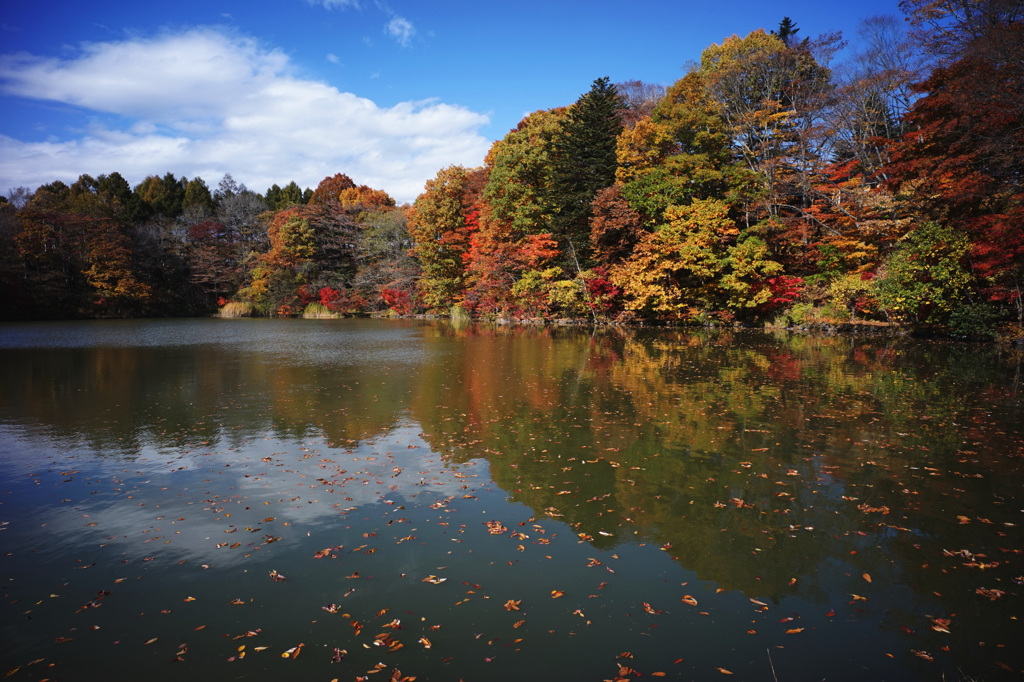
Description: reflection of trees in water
xmin=409 ymin=325 xmax=1024 ymax=671
xmin=0 ymin=340 xmax=415 ymax=456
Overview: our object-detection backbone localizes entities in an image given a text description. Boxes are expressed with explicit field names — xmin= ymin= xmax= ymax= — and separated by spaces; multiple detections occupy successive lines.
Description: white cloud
xmin=0 ymin=28 xmax=489 ymax=203
xmin=385 ymin=16 xmax=415 ymax=47
xmin=309 ymin=0 xmax=360 ymax=9
xmin=326 ymin=52 xmax=340 ymax=63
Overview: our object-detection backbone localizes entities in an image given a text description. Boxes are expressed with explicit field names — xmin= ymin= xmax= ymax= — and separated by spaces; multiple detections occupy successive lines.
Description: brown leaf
xmin=862 ymin=573 xmax=872 ymax=583
xmin=681 ymin=595 xmax=698 ymax=606
xmin=551 ymin=590 xmax=565 ymax=598
xmin=785 ymin=628 xmax=804 ymax=634
xmin=717 ymin=668 xmax=734 ymax=675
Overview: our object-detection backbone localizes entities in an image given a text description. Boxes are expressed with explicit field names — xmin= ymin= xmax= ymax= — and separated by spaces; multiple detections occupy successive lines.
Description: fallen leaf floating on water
xmin=232 ymin=629 xmax=261 ymax=640
xmin=862 ymin=573 xmax=872 ymax=583
xmin=931 ymin=618 xmax=952 ymax=634
xmin=229 ymin=599 xmax=245 ymax=606
xmin=749 ymin=598 xmax=767 ymax=606
xmin=268 ymin=570 xmax=286 ymax=581
xmin=485 ymin=521 xmax=507 ymax=535
xmin=504 ymin=600 xmax=521 ymax=611
xmin=718 ymin=668 xmax=734 ymax=675
xmin=331 ymin=648 xmax=347 ymax=663
xmin=551 ymin=590 xmax=565 ymax=598
xmin=145 ymin=638 xmax=158 ymax=645
xmin=418 ymin=637 xmax=431 ymax=649
xmin=976 ymin=588 xmax=1005 ymax=600
xmin=513 ymin=620 xmax=525 ymax=628
xmin=281 ymin=643 xmax=304 ymax=659
xmin=912 ymin=650 xmax=934 ymax=661
xmin=681 ymin=595 xmax=698 ymax=606
xmin=849 ymin=594 xmax=867 ymax=601
xmin=785 ymin=628 xmax=804 ymax=634
xmin=422 ymin=575 xmax=446 ymax=584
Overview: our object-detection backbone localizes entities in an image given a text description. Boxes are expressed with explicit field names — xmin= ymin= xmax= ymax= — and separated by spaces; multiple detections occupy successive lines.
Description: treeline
xmin=3 ymin=0 xmax=1022 ymax=337
xmin=0 ymin=171 xmax=411 ymax=319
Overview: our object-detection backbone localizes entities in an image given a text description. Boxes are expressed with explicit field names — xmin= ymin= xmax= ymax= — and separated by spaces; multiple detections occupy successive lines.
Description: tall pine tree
xmin=546 ymin=77 xmax=624 ymax=266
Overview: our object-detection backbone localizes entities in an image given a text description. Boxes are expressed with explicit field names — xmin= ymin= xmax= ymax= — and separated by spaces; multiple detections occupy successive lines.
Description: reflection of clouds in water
xmin=8 ymin=421 xmax=488 ymax=571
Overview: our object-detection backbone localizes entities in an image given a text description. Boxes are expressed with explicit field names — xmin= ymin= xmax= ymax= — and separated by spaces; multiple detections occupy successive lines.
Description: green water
xmin=1 ymin=318 xmax=1021 ymax=681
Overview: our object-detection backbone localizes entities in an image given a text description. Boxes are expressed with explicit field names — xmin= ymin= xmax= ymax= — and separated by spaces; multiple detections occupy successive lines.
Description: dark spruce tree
xmin=772 ymin=17 xmax=800 ymax=46
xmin=546 ymin=76 xmax=625 ymax=266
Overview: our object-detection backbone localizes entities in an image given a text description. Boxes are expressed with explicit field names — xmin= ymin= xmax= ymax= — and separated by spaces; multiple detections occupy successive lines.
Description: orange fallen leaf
xmin=749 ymin=598 xmax=767 ymax=606
xmin=193 ymin=625 xmax=206 ymax=631
xmin=718 ymin=668 xmax=734 ymax=674
xmin=651 ymin=673 xmax=667 ymax=677
xmin=785 ymin=628 xmax=804 ymax=634
xmin=862 ymin=573 xmax=872 ymax=583
xmin=145 ymin=638 xmax=158 ymax=645
xmin=551 ymin=590 xmax=565 ymax=598
xmin=513 ymin=620 xmax=525 ymax=629
xmin=681 ymin=595 xmax=698 ymax=606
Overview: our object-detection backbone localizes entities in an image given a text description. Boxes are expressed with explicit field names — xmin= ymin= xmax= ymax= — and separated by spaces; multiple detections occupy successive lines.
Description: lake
xmin=0 ymin=318 xmax=1021 ymax=681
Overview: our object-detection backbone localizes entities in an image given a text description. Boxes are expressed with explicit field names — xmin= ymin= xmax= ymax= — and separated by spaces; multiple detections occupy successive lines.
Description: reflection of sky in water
xmin=0 ymin=318 xmax=428 ymax=368
xmin=0 ymin=422 xmax=491 ymax=572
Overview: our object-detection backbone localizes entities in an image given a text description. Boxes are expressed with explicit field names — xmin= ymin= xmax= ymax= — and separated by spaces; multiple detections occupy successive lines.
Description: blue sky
xmin=1 ymin=0 xmax=903 ymax=204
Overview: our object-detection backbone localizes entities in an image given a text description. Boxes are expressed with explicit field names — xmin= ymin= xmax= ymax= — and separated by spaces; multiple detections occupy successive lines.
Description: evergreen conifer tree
xmin=546 ymin=76 xmax=625 ymax=265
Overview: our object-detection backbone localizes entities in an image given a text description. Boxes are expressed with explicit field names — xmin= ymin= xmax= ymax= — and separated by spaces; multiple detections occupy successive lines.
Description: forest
xmin=2 ymin=0 xmax=1021 ymax=339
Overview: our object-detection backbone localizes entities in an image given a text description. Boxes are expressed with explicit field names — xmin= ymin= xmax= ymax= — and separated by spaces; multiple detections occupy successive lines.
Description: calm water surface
xmin=1 ymin=318 xmax=1022 ymax=681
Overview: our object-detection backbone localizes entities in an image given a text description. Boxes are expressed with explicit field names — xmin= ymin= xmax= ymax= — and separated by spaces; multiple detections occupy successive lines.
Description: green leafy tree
xmin=876 ymin=222 xmax=974 ymax=324
xmin=408 ymin=165 xmax=478 ymax=310
xmin=183 ymin=177 xmax=214 ymax=213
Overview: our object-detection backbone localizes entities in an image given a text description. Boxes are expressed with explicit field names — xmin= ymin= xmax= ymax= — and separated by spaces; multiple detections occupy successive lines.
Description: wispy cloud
xmin=385 ymin=15 xmax=415 ymax=47
xmin=308 ymin=0 xmax=360 ymax=9
xmin=326 ymin=53 xmax=340 ymax=63
xmin=0 ymin=28 xmax=489 ymax=203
